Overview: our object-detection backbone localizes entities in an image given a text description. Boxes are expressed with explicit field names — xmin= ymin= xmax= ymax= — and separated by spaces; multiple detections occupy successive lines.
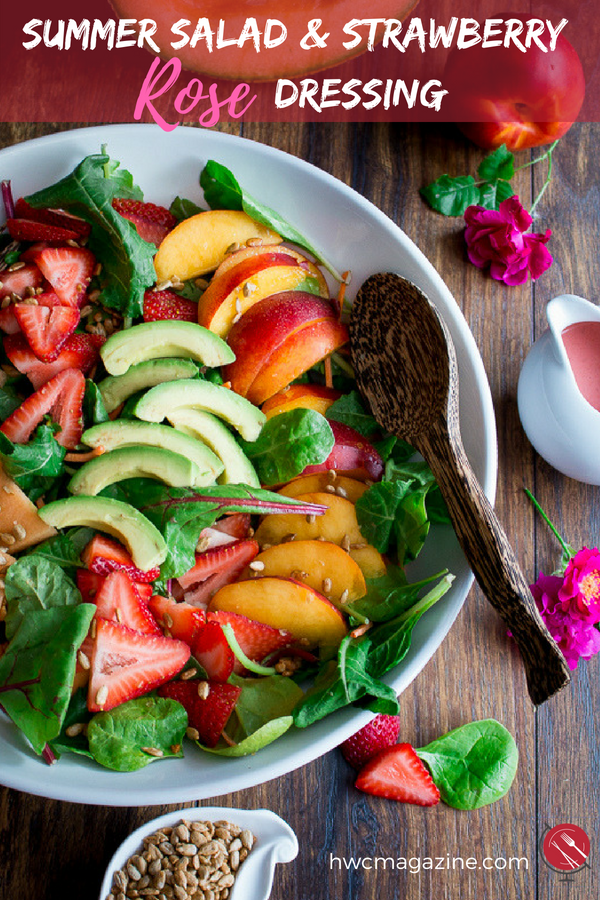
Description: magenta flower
xmin=531 ymin=572 xmax=600 ymax=670
xmin=464 ymin=196 xmax=552 ymax=286
xmin=558 ymin=547 xmax=600 ymax=623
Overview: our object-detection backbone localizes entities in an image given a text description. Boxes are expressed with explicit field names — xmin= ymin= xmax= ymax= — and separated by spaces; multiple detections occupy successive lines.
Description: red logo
xmin=542 ymin=824 xmax=591 ymax=872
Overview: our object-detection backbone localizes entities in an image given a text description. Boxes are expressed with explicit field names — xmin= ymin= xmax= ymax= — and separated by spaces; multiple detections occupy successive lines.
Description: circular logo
xmin=542 ymin=824 xmax=590 ymax=872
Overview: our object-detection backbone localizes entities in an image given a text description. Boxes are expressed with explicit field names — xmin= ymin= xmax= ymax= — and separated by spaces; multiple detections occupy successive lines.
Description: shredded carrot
xmin=324 ymin=355 xmax=333 ymax=389
xmin=220 ymin=729 xmax=238 ymax=748
xmin=108 ymin=404 xmax=123 ymax=420
xmin=64 ymin=446 xmax=105 ymax=463
xmin=350 ymin=622 xmax=373 ymax=639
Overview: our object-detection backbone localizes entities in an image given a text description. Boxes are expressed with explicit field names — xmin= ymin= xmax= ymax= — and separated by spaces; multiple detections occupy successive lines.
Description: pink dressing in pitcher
xmin=562 ymin=321 xmax=600 ymax=412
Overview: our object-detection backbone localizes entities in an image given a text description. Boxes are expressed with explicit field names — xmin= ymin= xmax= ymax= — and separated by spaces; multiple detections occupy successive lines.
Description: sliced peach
xmin=0 ymin=464 xmax=56 ymax=552
xmin=209 ymin=576 xmax=347 ymax=652
xmin=242 ymin=539 xmax=366 ymax=603
xmin=214 ymin=245 xmax=328 ymax=291
xmin=304 ymin=420 xmax=384 ymax=482
xmin=278 ymin=473 xmax=369 ymax=504
xmin=349 ymin=546 xmax=387 ymax=579
xmin=154 ymin=210 xmax=282 ymax=282
xmin=262 ymin=384 xmax=341 ymax=420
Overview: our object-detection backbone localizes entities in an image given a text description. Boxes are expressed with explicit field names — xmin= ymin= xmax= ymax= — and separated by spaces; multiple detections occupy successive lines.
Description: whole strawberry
xmin=340 ymin=714 xmax=401 ymax=769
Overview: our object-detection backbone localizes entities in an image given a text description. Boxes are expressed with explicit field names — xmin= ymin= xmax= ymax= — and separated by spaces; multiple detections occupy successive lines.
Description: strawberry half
xmin=81 ymin=534 xmax=160 ymax=583
xmin=93 ymin=570 xmax=161 ymax=635
xmin=13 ymin=303 xmax=79 ymax=362
xmin=355 ymin=743 xmax=441 ymax=806
xmin=191 ymin=621 xmax=235 ymax=682
xmin=0 ymin=291 xmax=62 ymax=337
xmin=178 ymin=539 xmax=260 ymax=600
xmin=208 ymin=609 xmax=295 ymax=673
xmin=0 ymin=263 xmax=43 ymax=300
xmin=0 ymin=367 xmax=85 ymax=449
xmin=77 ymin=569 xmax=153 ymax=604
xmin=5 ymin=332 xmax=105 ymax=389
xmin=6 ymin=218 xmax=81 ymax=243
xmin=148 ymin=596 xmax=206 ymax=646
xmin=33 ymin=246 xmax=96 ymax=307
xmin=157 ymin=679 xmax=241 ymax=748
xmin=88 ymin=618 xmax=190 ymax=712
xmin=112 ymin=198 xmax=176 ymax=247
xmin=213 ymin=514 xmax=251 ymax=540
xmin=143 ymin=289 xmax=198 ymax=323
xmin=341 ymin=714 xmax=401 ymax=769
xmin=14 ymin=198 xmax=91 ymax=239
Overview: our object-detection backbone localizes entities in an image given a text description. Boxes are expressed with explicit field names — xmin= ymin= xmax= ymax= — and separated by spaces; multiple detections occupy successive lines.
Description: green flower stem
xmin=524 ymin=488 xmax=576 ymax=566
xmin=512 ymin=140 xmax=559 ymax=217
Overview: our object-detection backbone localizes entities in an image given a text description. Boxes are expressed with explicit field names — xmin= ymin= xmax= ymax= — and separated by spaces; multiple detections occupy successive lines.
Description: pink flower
xmin=558 ymin=547 xmax=600 ymax=623
xmin=464 ymin=196 xmax=552 ymax=286
xmin=531 ymin=572 xmax=600 ymax=670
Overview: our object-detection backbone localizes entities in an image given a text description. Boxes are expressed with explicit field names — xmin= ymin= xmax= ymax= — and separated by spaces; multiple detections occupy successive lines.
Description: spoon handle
xmin=418 ymin=418 xmax=571 ymax=705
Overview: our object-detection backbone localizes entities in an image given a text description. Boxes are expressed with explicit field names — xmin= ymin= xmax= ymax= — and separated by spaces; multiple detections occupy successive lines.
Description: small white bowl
xmin=99 ymin=807 xmax=298 ymax=900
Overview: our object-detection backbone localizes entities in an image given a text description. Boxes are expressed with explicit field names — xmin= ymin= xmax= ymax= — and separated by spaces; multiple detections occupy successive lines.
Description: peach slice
xmin=212 ymin=244 xmax=327 ymax=287
xmin=223 ymin=292 xmax=338 ymax=398
xmin=242 ymin=539 xmax=366 ymax=604
xmin=278 ymin=473 xmax=369 ymax=504
xmin=262 ymin=384 xmax=341 ymax=420
xmin=198 ymin=251 xmax=328 ymax=337
xmin=209 ymin=576 xmax=347 ymax=652
xmin=153 ymin=210 xmax=282 ymax=282
xmin=0 ymin=464 xmax=56 ymax=552
xmin=349 ymin=546 xmax=387 ymax=580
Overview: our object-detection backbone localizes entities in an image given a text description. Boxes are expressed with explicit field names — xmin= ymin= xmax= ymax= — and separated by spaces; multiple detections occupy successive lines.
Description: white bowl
xmin=0 ymin=124 xmax=497 ymax=805
xmin=98 ymin=807 xmax=298 ymax=900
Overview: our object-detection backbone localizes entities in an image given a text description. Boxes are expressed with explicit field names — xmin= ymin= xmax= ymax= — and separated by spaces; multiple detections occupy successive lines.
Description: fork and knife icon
xmin=550 ymin=831 xmax=589 ymax=869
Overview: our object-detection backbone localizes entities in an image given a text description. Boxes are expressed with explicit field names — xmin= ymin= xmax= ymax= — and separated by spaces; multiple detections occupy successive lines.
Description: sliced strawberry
xmin=33 ymin=246 xmax=96 ymax=307
xmin=5 ymin=332 xmax=104 ymax=389
xmin=14 ymin=198 xmax=91 ymax=238
xmin=14 ymin=303 xmax=79 ymax=362
xmin=88 ymin=618 xmax=190 ymax=712
xmin=143 ymin=289 xmax=198 ymax=323
xmin=191 ymin=621 xmax=235 ymax=682
xmin=208 ymin=609 xmax=294 ymax=673
xmin=6 ymin=218 xmax=81 ymax=243
xmin=178 ymin=539 xmax=260 ymax=596
xmin=157 ymin=679 xmax=241 ymax=748
xmin=341 ymin=714 xmax=401 ymax=769
xmin=0 ymin=367 xmax=84 ymax=449
xmin=73 ymin=632 xmax=95 ymax=690
xmin=112 ymin=198 xmax=177 ymax=247
xmin=77 ymin=569 xmax=153 ymax=603
xmin=355 ymin=743 xmax=441 ymax=806
xmin=0 ymin=263 xmax=43 ymax=300
xmin=0 ymin=291 xmax=62 ymax=337
xmin=148 ymin=595 xmax=206 ymax=646
xmin=93 ymin=570 xmax=161 ymax=635
xmin=81 ymin=534 xmax=160 ymax=583
xmin=213 ymin=514 xmax=252 ymax=540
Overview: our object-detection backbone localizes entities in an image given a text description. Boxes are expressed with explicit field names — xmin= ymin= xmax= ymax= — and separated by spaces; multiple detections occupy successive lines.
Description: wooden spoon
xmin=350 ymin=272 xmax=571 ymax=705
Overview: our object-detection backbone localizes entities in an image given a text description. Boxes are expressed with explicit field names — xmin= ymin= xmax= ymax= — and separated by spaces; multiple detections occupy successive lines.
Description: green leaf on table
xmin=478 ymin=179 xmax=515 ymax=211
xmin=200 ymin=160 xmax=342 ymax=279
xmin=326 ymin=391 xmax=380 ymax=437
xmin=201 ymin=717 xmax=294 ymax=757
xmin=26 ymin=153 xmax=156 ymax=318
xmin=477 ymin=145 xmax=515 ymax=182
xmin=0 ymin=424 xmax=66 ymax=501
xmin=83 ymin=379 xmax=109 ymax=426
xmin=0 ymin=604 xmax=95 ymax=753
xmin=239 ymin=409 xmax=334 ymax=487
xmin=169 ymin=195 xmax=204 ymax=222
xmin=417 ymin=719 xmax=518 ymax=809
xmin=87 ymin=696 xmax=187 ymax=771
xmin=420 ymin=175 xmax=480 ymax=216
xmin=4 ymin=555 xmax=82 ymax=639
xmin=50 ymin=688 xmax=93 ymax=758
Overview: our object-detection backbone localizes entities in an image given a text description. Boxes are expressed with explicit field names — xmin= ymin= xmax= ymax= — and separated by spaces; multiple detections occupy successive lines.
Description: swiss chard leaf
xmin=0 ymin=424 xmax=66 ymax=499
xmin=4 ymin=555 xmax=82 ymax=639
xmin=0 ymin=604 xmax=95 ymax=753
xmin=417 ymin=719 xmax=518 ymax=810
xmin=420 ymin=175 xmax=480 ymax=216
xmin=477 ymin=145 xmax=514 ymax=182
xmin=239 ymin=409 xmax=334 ymax=487
xmin=26 ymin=153 xmax=156 ymax=318
xmin=87 ymin=696 xmax=187 ymax=771
xmin=326 ymin=391 xmax=380 ymax=437
xmin=169 ymin=196 xmax=204 ymax=222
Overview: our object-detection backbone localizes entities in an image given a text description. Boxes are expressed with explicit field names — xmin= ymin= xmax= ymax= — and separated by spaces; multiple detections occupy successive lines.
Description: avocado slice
xmin=169 ymin=408 xmax=260 ymax=488
xmin=98 ymin=358 xmax=200 ymax=413
xmin=82 ymin=420 xmax=224 ymax=483
xmin=135 ymin=379 xmax=266 ymax=442
xmin=38 ymin=496 xmax=166 ymax=571
xmin=68 ymin=446 xmax=202 ymax=496
xmin=100 ymin=321 xmax=235 ymax=376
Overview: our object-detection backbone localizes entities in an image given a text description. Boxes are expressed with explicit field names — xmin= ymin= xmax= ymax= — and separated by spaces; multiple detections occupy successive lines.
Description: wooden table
xmin=0 ymin=120 xmax=598 ymax=900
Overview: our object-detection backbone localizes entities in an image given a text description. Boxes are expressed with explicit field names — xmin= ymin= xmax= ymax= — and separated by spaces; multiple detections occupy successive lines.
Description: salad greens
xmin=0 ymin=425 xmax=66 ymax=502
xmin=239 ymin=408 xmax=334 ymax=486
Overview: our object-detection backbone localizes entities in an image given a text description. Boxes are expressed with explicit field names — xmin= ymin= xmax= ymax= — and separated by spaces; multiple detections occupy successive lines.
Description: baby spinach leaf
xmin=477 ymin=145 xmax=514 ymax=182
xmin=170 ymin=196 xmax=204 ymax=221
xmin=200 ymin=716 xmax=294 ymax=757
xmin=87 ymin=696 xmax=187 ymax=771
xmin=326 ymin=391 xmax=380 ymax=437
xmin=373 ymin=434 xmax=414 ymax=464
xmin=200 ymin=160 xmax=342 ymax=280
xmin=355 ymin=481 xmax=411 ymax=552
xmin=83 ymin=379 xmax=109 ymax=426
xmin=417 ymin=719 xmax=518 ymax=810
xmin=420 ymin=175 xmax=480 ymax=216
xmin=239 ymin=408 xmax=334 ymax=486
xmin=24 ymin=527 xmax=93 ymax=571
xmin=0 ymin=424 xmax=66 ymax=497
xmin=351 ymin=567 xmax=448 ymax=623
xmin=101 ymin=155 xmax=143 ymax=200
xmin=0 ymin=381 xmax=21 ymax=420
xmin=4 ymin=555 xmax=82 ymax=639
xmin=26 ymin=153 xmax=156 ymax=318
xmin=50 ymin=688 xmax=93 ymax=758
xmin=230 ymin=673 xmax=303 ymax=737
xmin=0 ymin=604 xmax=95 ymax=754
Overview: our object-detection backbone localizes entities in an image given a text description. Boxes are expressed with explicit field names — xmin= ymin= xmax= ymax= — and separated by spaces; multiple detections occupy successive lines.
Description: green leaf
xmin=230 ymin=673 xmax=303 ymax=737
xmin=0 ymin=424 xmax=66 ymax=499
xmin=0 ymin=604 xmax=95 ymax=753
xmin=478 ymin=179 xmax=515 ymax=211
xmin=355 ymin=481 xmax=410 ymax=552
xmin=326 ymin=391 xmax=380 ymax=437
xmin=239 ymin=409 xmax=334 ymax=487
xmin=477 ymin=145 xmax=514 ymax=182
xmin=83 ymin=379 xmax=109 ymax=426
xmin=102 ymin=156 xmax=144 ymax=200
xmin=24 ymin=528 xmax=93 ymax=571
xmin=0 ymin=381 xmax=21 ymax=420
xmin=87 ymin=696 xmax=187 ymax=771
xmin=351 ymin=567 xmax=448 ymax=623
xmin=50 ymin=688 xmax=93 ymax=758
xmin=420 ymin=175 xmax=480 ymax=216
xmin=417 ymin=719 xmax=518 ymax=810
xmin=26 ymin=153 xmax=156 ymax=318
xmin=4 ymin=555 xmax=82 ymax=639
xmin=169 ymin=196 xmax=204 ymax=222
xmin=200 ymin=716 xmax=293 ymax=757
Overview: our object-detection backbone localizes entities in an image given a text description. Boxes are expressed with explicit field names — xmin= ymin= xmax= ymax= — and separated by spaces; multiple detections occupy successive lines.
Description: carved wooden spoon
xmin=350 ymin=272 xmax=570 ymax=705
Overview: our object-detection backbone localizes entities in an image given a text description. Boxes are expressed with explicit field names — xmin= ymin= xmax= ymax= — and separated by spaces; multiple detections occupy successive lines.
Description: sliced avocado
xmin=38 ymin=496 xmax=166 ymax=570
xmin=100 ymin=321 xmax=235 ymax=376
xmin=98 ymin=358 xmax=199 ymax=413
xmin=135 ymin=379 xmax=266 ymax=442
xmin=68 ymin=446 xmax=202 ymax=496
xmin=82 ymin=420 xmax=224 ymax=483
xmin=169 ymin=408 xmax=260 ymax=488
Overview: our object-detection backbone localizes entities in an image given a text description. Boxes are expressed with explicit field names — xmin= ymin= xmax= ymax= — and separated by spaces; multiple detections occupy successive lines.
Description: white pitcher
xmin=517 ymin=294 xmax=600 ymax=484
